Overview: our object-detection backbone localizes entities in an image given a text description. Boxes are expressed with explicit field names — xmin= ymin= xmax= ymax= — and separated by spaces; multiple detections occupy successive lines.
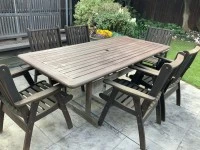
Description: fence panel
xmin=0 ymin=0 xmax=61 ymax=39
xmin=131 ymin=0 xmax=200 ymax=30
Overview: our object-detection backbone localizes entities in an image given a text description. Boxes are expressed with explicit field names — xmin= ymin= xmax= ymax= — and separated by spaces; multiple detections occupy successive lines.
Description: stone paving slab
xmin=1 ymin=67 xmax=200 ymax=150
xmin=48 ymin=122 xmax=125 ymax=150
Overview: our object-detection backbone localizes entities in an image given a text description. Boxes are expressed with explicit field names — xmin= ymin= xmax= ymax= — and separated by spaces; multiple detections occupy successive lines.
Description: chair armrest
xmin=11 ymin=66 xmax=33 ymax=78
xmin=14 ymin=85 xmax=61 ymax=107
xmin=130 ymin=64 xmax=159 ymax=77
xmin=103 ymin=79 xmax=156 ymax=102
xmin=154 ymin=55 xmax=172 ymax=63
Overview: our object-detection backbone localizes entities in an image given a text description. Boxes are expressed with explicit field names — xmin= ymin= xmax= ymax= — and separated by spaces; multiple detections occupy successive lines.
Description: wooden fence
xmin=130 ymin=0 xmax=200 ymax=30
xmin=0 ymin=0 xmax=62 ymax=39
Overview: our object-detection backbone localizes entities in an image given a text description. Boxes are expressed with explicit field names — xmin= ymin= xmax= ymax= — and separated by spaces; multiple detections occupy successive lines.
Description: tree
xmin=182 ymin=0 xmax=191 ymax=31
xmin=197 ymin=17 xmax=200 ymax=31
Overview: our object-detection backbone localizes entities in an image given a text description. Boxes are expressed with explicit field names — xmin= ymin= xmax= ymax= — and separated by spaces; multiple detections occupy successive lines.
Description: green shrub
xmin=74 ymin=0 xmax=137 ymax=38
xmin=134 ymin=18 xmax=186 ymax=39
xmin=94 ymin=2 xmax=136 ymax=35
xmin=74 ymin=0 xmax=114 ymax=26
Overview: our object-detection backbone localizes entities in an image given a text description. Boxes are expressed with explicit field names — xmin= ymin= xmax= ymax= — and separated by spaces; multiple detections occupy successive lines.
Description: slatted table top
xmin=18 ymin=36 xmax=169 ymax=88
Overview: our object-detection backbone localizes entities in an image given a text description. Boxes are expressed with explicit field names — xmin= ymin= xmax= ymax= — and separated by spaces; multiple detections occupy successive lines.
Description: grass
xmin=167 ymin=39 xmax=200 ymax=88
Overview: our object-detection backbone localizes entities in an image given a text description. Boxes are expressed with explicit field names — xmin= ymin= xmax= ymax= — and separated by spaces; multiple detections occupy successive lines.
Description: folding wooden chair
xmin=0 ymin=65 xmax=73 ymax=150
xmin=130 ymin=46 xmax=200 ymax=121
xmin=98 ymin=53 xmax=185 ymax=150
xmin=27 ymin=28 xmax=62 ymax=83
xmin=65 ymin=25 xmax=90 ymax=92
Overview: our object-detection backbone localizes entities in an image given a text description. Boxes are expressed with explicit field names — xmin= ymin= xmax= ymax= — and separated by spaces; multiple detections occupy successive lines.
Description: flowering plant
xmin=195 ymin=37 xmax=200 ymax=45
xmin=96 ymin=29 xmax=113 ymax=38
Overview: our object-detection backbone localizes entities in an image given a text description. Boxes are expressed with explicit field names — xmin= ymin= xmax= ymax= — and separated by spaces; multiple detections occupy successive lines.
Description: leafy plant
xmin=133 ymin=18 xmax=187 ymax=39
xmin=74 ymin=0 xmax=137 ymax=38
xmin=94 ymin=2 xmax=137 ymax=35
xmin=74 ymin=0 xmax=114 ymax=26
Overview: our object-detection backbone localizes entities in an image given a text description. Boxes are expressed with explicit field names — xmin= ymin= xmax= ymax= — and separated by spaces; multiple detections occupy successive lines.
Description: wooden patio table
xmin=18 ymin=36 xmax=169 ymax=126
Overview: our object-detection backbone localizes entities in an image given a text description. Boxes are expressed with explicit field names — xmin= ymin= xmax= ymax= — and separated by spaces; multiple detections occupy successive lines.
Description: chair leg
xmin=176 ymin=82 xmax=181 ymax=106
xmin=60 ymin=106 xmax=73 ymax=129
xmin=98 ymin=100 xmax=112 ymax=126
xmin=23 ymin=71 xmax=34 ymax=86
xmin=23 ymin=124 xmax=34 ymax=150
xmin=81 ymin=85 xmax=85 ymax=92
xmin=0 ymin=101 xmax=4 ymax=133
xmin=34 ymin=70 xmax=39 ymax=83
xmin=156 ymin=100 xmax=161 ymax=124
xmin=134 ymin=99 xmax=146 ymax=150
xmin=55 ymin=93 xmax=73 ymax=129
xmin=160 ymin=93 xmax=166 ymax=121
xmin=23 ymin=102 xmax=38 ymax=150
xmin=98 ymin=89 xmax=118 ymax=126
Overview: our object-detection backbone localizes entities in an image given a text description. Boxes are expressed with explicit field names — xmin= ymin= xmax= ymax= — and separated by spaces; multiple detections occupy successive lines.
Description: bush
xmin=74 ymin=0 xmax=114 ymax=26
xmin=94 ymin=2 xmax=136 ymax=35
xmin=74 ymin=0 xmax=137 ymax=38
xmin=132 ymin=19 xmax=186 ymax=39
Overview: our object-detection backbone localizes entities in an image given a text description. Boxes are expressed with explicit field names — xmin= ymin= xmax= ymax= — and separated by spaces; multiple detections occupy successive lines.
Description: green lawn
xmin=167 ymin=40 xmax=200 ymax=88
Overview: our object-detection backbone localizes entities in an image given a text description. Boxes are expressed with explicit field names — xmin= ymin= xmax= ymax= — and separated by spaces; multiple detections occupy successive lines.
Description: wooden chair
xmin=65 ymin=25 xmax=90 ymax=45
xmin=65 ymin=25 xmax=90 ymax=92
xmin=0 ymin=65 xmax=73 ymax=150
xmin=143 ymin=27 xmax=173 ymax=67
xmin=130 ymin=46 xmax=200 ymax=121
xmin=98 ymin=54 xmax=185 ymax=150
xmin=27 ymin=27 xmax=62 ymax=83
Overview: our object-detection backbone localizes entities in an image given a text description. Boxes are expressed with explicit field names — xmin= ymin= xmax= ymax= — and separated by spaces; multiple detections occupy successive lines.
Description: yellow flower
xmin=96 ymin=29 xmax=113 ymax=38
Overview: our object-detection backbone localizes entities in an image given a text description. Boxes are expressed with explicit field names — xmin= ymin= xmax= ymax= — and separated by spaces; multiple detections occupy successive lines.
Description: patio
xmin=0 ymin=0 xmax=200 ymax=149
xmin=1 ymin=65 xmax=200 ymax=150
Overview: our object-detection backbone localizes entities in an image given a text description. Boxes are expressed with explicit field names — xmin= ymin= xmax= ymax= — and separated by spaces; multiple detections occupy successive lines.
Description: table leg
xmin=86 ymin=82 xmax=92 ymax=114
xmin=67 ymin=82 xmax=98 ymax=127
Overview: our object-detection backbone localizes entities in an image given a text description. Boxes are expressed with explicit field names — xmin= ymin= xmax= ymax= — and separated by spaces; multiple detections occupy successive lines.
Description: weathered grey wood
xmin=98 ymin=88 xmax=118 ymax=126
xmin=65 ymin=25 xmax=90 ymax=92
xmin=19 ymin=36 xmax=169 ymax=88
xmin=2 ymin=104 xmax=28 ymax=131
xmin=143 ymin=27 xmax=173 ymax=66
xmin=18 ymin=36 xmax=169 ymax=126
xmin=0 ymin=36 xmax=66 ymax=52
xmin=54 ymin=93 xmax=73 ymax=129
xmin=27 ymin=27 xmax=62 ymax=82
xmin=86 ymin=82 xmax=92 ymax=114
xmin=131 ymin=46 xmax=200 ymax=121
xmin=98 ymin=53 xmax=185 ymax=150
xmin=0 ymin=0 xmax=61 ymax=39
xmin=65 ymin=25 xmax=90 ymax=45
xmin=0 ymin=65 xmax=73 ymax=150
xmin=28 ymin=28 xmax=62 ymax=52
xmin=0 ymin=101 xmax=4 ymax=133
xmin=10 ymin=66 xmax=34 ymax=86
xmin=134 ymin=98 xmax=146 ymax=150
xmin=67 ymin=101 xmax=98 ymax=127
xmin=145 ymin=27 xmax=173 ymax=45
xmin=23 ymin=101 xmax=38 ymax=150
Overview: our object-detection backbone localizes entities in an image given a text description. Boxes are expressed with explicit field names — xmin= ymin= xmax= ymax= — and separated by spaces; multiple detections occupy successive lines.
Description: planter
xmin=90 ymin=34 xmax=108 ymax=41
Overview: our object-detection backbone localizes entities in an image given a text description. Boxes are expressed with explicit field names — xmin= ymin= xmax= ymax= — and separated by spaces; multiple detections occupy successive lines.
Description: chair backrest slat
xmin=145 ymin=27 xmax=173 ymax=45
xmin=0 ymin=65 xmax=29 ymax=119
xmin=28 ymin=27 xmax=62 ymax=51
xmin=0 ymin=65 xmax=22 ymax=104
xmin=150 ymin=53 xmax=185 ymax=97
xmin=65 ymin=25 xmax=90 ymax=45
xmin=171 ymin=46 xmax=200 ymax=82
xmin=181 ymin=46 xmax=200 ymax=76
xmin=141 ymin=53 xmax=185 ymax=114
